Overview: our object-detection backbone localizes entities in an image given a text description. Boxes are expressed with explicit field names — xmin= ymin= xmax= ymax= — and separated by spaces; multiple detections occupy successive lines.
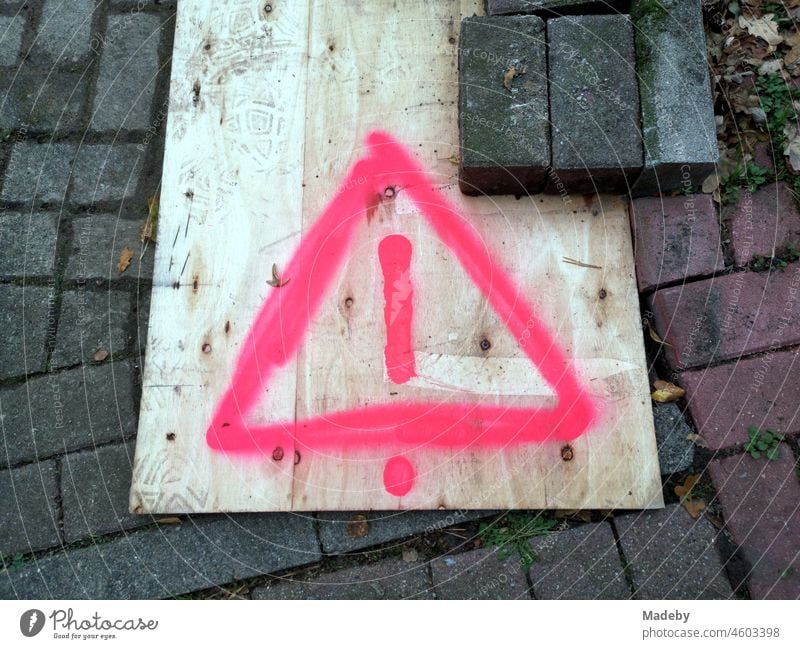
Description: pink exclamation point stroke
xmin=379 ymin=234 xmax=416 ymax=497
xmin=379 ymin=234 xmax=416 ymax=384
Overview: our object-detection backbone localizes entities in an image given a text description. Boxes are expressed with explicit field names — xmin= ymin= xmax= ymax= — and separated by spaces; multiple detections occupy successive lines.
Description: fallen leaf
xmin=402 ymin=547 xmax=419 ymax=562
xmin=674 ymin=474 xmax=706 ymax=518
xmin=503 ymin=64 xmax=524 ymax=90
xmin=648 ymin=326 xmax=673 ymax=348
xmin=93 ymin=348 xmax=109 ymax=362
xmin=651 ymin=379 xmax=686 ymax=403
xmin=785 ymin=30 xmax=800 ymax=48
xmin=116 ymin=247 xmax=134 ymax=274
xmin=155 ymin=517 xmax=183 ymax=525
xmin=701 ymin=172 xmax=720 ymax=194
xmin=738 ymin=15 xmax=782 ymax=48
xmin=448 ymin=153 xmax=459 ymax=165
xmin=346 ymin=514 xmax=369 ymax=538
xmin=783 ymin=124 xmax=800 ymax=172
xmin=674 ymin=474 xmax=701 ymax=500
xmin=683 ymin=498 xmax=706 ymax=519
xmin=266 ymin=263 xmax=290 ymax=288
xmin=758 ymin=58 xmax=783 ymax=75
xmin=785 ymin=44 xmax=800 ymax=67
xmin=686 ymin=433 xmax=709 ymax=448
xmin=141 ymin=194 xmax=159 ymax=243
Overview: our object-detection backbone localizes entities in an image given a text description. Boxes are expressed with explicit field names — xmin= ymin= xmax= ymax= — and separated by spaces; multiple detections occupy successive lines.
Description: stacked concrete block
xmin=547 ymin=14 xmax=642 ymax=193
xmin=459 ymin=15 xmax=550 ymax=195
xmin=486 ymin=0 xmax=626 ymax=16
xmin=460 ymin=0 xmax=719 ymax=197
xmin=631 ymin=0 xmax=718 ymax=195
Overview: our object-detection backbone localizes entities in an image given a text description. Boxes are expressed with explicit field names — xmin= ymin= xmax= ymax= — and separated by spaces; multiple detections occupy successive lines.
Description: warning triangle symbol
xmin=206 ymin=131 xmax=597 ymax=494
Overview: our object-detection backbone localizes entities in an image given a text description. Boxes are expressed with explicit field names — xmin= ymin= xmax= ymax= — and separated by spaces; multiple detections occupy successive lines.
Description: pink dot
xmin=383 ymin=456 xmax=415 ymax=497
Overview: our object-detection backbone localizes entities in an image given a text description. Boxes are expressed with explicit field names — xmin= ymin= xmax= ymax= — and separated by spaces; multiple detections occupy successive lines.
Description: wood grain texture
xmin=131 ymin=0 xmax=663 ymax=512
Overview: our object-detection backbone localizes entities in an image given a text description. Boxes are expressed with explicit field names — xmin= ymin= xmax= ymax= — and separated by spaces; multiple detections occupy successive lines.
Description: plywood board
xmin=131 ymin=0 xmax=663 ymax=513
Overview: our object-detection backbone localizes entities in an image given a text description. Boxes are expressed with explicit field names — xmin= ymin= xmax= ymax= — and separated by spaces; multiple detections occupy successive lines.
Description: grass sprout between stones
xmin=478 ymin=513 xmax=556 ymax=568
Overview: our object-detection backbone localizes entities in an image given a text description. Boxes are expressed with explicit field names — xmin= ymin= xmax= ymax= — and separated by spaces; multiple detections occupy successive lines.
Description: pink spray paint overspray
xmin=206 ymin=131 xmax=599 ymax=496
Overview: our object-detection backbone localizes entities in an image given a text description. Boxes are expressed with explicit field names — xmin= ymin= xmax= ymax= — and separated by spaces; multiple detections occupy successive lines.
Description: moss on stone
xmin=631 ymin=0 xmax=669 ymax=22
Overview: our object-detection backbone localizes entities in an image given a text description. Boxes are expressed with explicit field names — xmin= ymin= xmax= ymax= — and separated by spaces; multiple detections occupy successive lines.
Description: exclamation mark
xmin=378 ymin=234 xmax=416 ymax=384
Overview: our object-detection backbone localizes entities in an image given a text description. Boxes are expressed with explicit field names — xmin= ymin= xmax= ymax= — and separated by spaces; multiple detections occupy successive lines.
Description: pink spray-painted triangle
xmin=206 ymin=131 xmax=597 ymax=496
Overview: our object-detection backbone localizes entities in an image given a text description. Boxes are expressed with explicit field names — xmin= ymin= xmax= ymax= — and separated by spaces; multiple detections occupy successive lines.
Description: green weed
xmin=478 ymin=513 xmax=556 ymax=568
xmin=750 ymin=245 xmax=800 ymax=272
xmin=720 ymin=162 xmax=770 ymax=204
xmin=0 ymin=553 xmax=27 ymax=573
xmin=744 ymin=426 xmax=784 ymax=461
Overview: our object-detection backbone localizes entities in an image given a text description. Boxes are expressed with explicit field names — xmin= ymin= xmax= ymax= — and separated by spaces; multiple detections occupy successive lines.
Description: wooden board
xmin=130 ymin=0 xmax=664 ymax=513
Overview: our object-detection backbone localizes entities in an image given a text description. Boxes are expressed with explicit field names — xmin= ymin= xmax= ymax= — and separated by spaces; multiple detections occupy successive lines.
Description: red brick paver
xmin=708 ymin=448 xmax=800 ymax=599
xmin=650 ymin=268 xmax=800 ymax=370
xmin=630 ymin=195 xmax=724 ymax=292
xmin=727 ymin=182 xmax=800 ymax=267
xmin=680 ymin=348 xmax=800 ymax=450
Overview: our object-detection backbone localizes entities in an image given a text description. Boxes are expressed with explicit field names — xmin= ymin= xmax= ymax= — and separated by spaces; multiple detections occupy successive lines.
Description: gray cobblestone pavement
xmin=0 ymin=0 xmax=795 ymax=600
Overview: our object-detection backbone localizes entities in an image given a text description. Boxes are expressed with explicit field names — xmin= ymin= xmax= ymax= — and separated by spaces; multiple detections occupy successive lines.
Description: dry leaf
xmin=738 ymin=15 xmax=782 ymax=48
xmin=141 ymin=194 xmax=159 ymax=243
xmin=402 ymin=547 xmax=419 ymax=562
xmin=785 ymin=30 xmax=800 ymax=48
xmin=785 ymin=44 xmax=800 ymax=67
xmin=266 ymin=263 xmax=290 ymax=288
xmin=93 ymin=348 xmax=109 ymax=362
xmin=651 ymin=379 xmax=686 ymax=403
xmin=503 ymin=64 xmax=524 ymax=90
xmin=686 ymin=433 xmax=709 ymax=448
xmin=783 ymin=124 xmax=800 ymax=172
xmin=674 ymin=474 xmax=700 ymax=500
xmin=648 ymin=326 xmax=673 ymax=347
xmin=701 ymin=172 xmax=720 ymax=194
xmin=758 ymin=58 xmax=783 ymax=76
xmin=448 ymin=153 xmax=459 ymax=165
xmin=116 ymin=247 xmax=134 ymax=274
xmin=346 ymin=514 xmax=369 ymax=538
xmin=155 ymin=517 xmax=183 ymax=525
xmin=683 ymin=499 xmax=706 ymax=519
xmin=674 ymin=474 xmax=706 ymax=518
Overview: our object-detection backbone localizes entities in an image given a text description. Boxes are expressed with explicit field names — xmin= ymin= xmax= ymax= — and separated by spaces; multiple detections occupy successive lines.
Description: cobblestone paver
xmin=615 ymin=505 xmax=734 ymax=599
xmin=431 ymin=548 xmax=530 ymax=599
xmin=708 ymin=449 xmax=800 ymax=599
xmin=252 ymin=559 xmax=433 ymax=600
xmin=528 ymin=522 xmax=631 ymax=599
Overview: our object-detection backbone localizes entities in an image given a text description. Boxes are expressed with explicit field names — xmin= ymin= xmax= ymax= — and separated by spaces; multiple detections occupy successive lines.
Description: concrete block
xmin=548 ymin=14 xmax=642 ymax=194
xmin=631 ymin=0 xmax=719 ymax=195
xmin=458 ymin=15 xmax=550 ymax=195
xmin=487 ymin=0 xmax=625 ymax=16
xmin=252 ymin=559 xmax=433 ymax=600
xmin=616 ymin=505 xmax=733 ymax=599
